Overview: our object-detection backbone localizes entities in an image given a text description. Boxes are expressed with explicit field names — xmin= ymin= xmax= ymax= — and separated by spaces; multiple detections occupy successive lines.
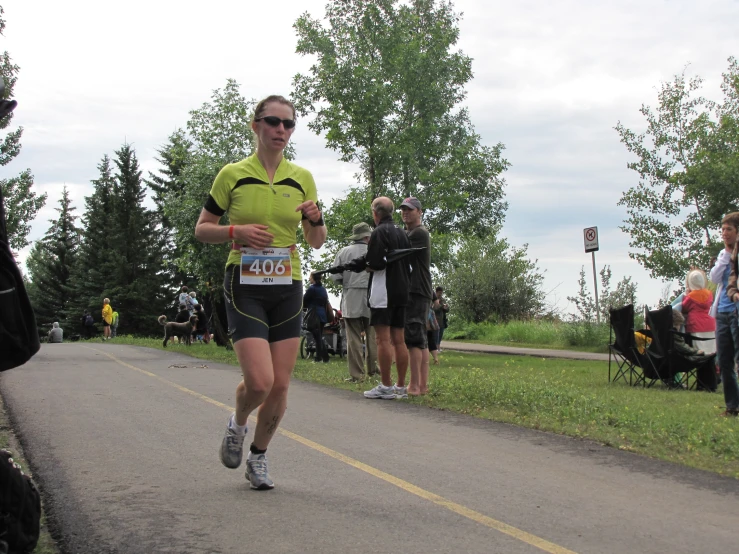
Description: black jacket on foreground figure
xmin=366 ymin=215 xmax=411 ymax=309
xmin=0 ymin=170 xmax=40 ymax=372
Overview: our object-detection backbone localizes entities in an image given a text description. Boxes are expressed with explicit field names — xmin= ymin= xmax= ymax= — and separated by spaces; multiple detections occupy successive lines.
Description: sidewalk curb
xmin=440 ymin=341 xmax=609 ymax=362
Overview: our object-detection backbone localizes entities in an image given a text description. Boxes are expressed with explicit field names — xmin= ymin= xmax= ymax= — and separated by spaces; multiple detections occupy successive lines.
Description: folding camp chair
xmin=608 ymin=305 xmax=642 ymax=385
xmin=645 ymin=305 xmax=717 ymax=390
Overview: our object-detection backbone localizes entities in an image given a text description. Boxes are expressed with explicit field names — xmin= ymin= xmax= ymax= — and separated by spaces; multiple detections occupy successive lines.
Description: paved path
xmin=440 ymin=340 xmax=609 ymax=361
xmin=1 ymin=344 xmax=736 ymax=554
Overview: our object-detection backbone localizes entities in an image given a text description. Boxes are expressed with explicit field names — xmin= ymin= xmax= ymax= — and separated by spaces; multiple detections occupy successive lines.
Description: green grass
xmin=106 ymin=335 xmax=739 ymax=478
xmin=0 ymin=397 xmax=59 ymax=553
xmin=444 ymin=319 xmax=612 ymax=353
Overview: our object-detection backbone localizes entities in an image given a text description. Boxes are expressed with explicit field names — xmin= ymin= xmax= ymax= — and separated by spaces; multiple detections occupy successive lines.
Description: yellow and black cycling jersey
xmin=204 ymin=153 xmax=318 ymax=281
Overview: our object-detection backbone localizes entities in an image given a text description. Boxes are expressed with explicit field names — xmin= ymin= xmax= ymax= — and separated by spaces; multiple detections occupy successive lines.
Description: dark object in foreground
xmin=312 ymin=247 xmax=426 ymax=277
xmin=0 ymin=157 xmax=40 ymax=371
xmin=158 ymin=315 xmax=198 ymax=347
xmin=0 ymin=449 xmax=41 ymax=554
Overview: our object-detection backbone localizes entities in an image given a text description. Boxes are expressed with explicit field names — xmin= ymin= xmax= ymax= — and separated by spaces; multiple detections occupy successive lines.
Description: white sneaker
xmin=364 ymin=384 xmax=396 ymax=399
xmin=246 ymin=452 xmax=274 ymax=490
xmin=394 ymin=384 xmax=408 ymax=399
xmin=220 ymin=414 xmax=247 ymax=469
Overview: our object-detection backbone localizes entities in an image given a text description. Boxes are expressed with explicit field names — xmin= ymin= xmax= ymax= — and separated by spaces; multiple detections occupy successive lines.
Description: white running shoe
xmin=394 ymin=384 xmax=408 ymax=399
xmin=363 ymin=384 xmax=397 ymax=399
xmin=246 ymin=452 xmax=274 ymax=490
xmin=219 ymin=414 xmax=247 ymax=469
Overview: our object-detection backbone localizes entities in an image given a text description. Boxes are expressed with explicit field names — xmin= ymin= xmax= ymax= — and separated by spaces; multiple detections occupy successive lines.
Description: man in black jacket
xmin=363 ymin=197 xmax=412 ymax=400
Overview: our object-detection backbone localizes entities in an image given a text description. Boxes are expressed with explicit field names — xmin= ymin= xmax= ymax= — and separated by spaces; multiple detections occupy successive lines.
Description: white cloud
xmin=3 ymin=0 xmax=737 ymax=314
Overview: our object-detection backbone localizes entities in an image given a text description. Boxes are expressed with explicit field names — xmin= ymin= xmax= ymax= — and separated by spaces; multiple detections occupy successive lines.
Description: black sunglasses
xmin=256 ymin=116 xmax=296 ymax=129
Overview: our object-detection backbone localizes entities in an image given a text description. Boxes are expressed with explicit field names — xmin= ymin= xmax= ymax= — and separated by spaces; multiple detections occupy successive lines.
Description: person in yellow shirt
xmin=634 ymin=328 xmax=652 ymax=354
xmin=101 ymin=298 xmax=113 ymax=341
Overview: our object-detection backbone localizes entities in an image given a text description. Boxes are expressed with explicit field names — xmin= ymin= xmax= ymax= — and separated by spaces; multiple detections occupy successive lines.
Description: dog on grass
xmin=158 ymin=315 xmax=198 ymax=347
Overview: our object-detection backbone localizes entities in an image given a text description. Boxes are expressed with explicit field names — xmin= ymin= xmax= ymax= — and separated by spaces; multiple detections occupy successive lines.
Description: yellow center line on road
xmin=88 ymin=347 xmax=578 ymax=554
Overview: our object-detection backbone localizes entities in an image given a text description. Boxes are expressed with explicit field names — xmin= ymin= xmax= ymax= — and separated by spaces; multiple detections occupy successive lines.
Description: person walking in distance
xmin=399 ymin=197 xmax=432 ymax=397
xmin=101 ymin=298 xmax=113 ymax=341
xmin=330 ymin=222 xmax=378 ymax=381
xmin=709 ymin=212 xmax=739 ymax=416
xmin=111 ymin=308 xmax=119 ymax=338
xmin=363 ymin=197 xmax=412 ymax=400
xmin=194 ymin=95 xmax=326 ymax=489
xmin=81 ymin=311 xmax=94 ymax=339
xmin=434 ymin=286 xmax=450 ymax=350
xmin=303 ymin=272 xmax=331 ymax=363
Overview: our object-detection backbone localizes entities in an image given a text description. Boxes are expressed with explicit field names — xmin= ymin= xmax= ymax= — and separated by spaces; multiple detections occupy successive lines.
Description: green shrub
xmin=562 ymin=322 xmax=610 ymax=348
xmin=445 ymin=318 xmax=609 ymax=351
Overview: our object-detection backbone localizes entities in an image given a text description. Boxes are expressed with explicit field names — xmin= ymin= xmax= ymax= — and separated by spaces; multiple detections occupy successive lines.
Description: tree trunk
xmin=204 ymin=292 xmax=232 ymax=350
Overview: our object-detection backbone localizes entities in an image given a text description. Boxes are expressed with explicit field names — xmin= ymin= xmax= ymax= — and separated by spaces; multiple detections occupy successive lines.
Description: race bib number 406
xmin=240 ymin=248 xmax=292 ymax=285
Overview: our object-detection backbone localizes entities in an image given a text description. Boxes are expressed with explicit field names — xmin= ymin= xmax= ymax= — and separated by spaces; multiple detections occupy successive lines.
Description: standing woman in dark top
xmin=303 ymin=272 xmax=330 ymax=363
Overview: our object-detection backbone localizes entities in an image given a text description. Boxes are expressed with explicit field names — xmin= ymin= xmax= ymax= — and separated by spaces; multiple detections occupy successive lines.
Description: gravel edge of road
xmin=0 ymin=387 xmax=60 ymax=554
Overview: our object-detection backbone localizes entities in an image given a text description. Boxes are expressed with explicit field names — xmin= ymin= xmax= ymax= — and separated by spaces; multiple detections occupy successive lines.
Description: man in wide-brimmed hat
xmin=330 ymin=222 xmax=378 ymax=381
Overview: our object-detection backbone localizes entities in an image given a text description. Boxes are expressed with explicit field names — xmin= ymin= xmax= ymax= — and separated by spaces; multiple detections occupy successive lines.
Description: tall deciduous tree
xmin=26 ymin=186 xmax=80 ymax=332
xmin=683 ymin=58 xmax=739 ymax=226
xmin=615 ymin=58 xmax=739 ymax=282
xmin=163 ymin=80 xmax=267 ymax=346
xmin=293 ymin=0 xmax=508 ymax=257
xmin=0 ymin=6 xmax=45 ymax=250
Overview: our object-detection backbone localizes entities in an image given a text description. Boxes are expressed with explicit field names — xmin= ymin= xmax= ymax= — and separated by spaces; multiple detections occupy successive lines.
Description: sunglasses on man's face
xmin=256 ymin=116 xmax=296 ymax=129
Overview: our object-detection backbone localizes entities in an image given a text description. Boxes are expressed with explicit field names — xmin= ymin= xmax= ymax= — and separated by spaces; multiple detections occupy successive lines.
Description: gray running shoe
xmin=246 ymin=452 xmax=275 ymax=490
xmin=363 ymin=384 xmax=397 ymax=399
xmin=394 ymin=384 xmax=408 ymax=399
xmin=220 ymin=416 xmax=247 ymax=469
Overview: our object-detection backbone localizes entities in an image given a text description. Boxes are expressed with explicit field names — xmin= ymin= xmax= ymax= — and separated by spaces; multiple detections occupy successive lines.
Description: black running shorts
xmin=370 ymin=306 xmax=406 ymax=329
xmin=223 ymin=265 xmax=303 ymax=343
xmin=404 ymin=294 xmax=430 ymax=348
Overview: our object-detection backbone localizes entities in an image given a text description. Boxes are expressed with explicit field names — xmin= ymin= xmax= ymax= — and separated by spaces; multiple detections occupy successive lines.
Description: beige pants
xmin=344 ymin=317 xmax=378 ymax=380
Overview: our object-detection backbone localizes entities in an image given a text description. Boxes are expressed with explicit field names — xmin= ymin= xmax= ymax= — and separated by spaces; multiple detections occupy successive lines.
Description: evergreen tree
xmin=26 ymin=187 xmax=80 ymax=333
xmin=0 ymin=6 xmax=45 ymax=250
xmin=107 ymin=143 xmax=168 ymax=335
xmin=67 ymin=155 xmax=118 ymax=330
xmin=145 ymin=129 xmax=194 ymax=296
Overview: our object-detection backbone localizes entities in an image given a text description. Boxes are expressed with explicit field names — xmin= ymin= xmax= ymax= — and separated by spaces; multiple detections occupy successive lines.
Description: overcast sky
xmin=3 ymin=0 xmax=738 ymax=314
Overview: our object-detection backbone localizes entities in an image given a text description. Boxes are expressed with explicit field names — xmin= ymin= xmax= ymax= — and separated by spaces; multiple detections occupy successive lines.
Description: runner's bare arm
xmin=194 ymin=208 xmax=274 ymax=248
xmin=297 ymin=201 xmax=326 ymax=249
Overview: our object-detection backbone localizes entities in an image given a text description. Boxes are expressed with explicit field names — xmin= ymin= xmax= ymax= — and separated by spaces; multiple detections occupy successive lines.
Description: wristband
xmin=228 ymin=225 xmax=235 ymax=239
xmin=309 ymin=215 xmax=325 ymax=227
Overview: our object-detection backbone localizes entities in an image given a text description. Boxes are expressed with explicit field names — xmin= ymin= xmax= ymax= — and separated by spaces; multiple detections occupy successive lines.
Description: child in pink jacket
xmin=682 ymin=269 xmax=716 ymax=354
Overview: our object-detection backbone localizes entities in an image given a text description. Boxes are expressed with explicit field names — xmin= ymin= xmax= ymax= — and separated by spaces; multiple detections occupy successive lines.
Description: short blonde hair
xmin=103 ymin=298 xmax=110 ymax=304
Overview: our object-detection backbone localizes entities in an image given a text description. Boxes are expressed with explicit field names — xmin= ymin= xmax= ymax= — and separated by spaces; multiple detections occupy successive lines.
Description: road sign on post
xmin=584 ymin=227 xmax=599 ymax=253
xmin=583 ymin=227 xmax=600 ymax=324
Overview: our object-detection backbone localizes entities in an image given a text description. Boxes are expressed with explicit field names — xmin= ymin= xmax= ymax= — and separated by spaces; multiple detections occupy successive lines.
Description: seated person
xmin=634 ymin=327 xmax=651 ymax=354
xmin=48 ymin=322 xmax=63 ymax=343
xmin=175 ymin=304 xmax=191 ymax=324
xmin=672 ymin=310 xmax=717 ymax=392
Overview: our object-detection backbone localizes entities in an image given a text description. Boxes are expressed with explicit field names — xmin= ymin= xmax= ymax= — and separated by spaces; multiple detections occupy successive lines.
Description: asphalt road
xmin=1 ymin=344 xmax=737 ymax=554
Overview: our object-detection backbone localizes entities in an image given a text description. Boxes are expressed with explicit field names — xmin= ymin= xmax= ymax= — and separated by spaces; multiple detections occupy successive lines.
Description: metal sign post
xmin=583 ymin=227 xmax=600 ymax=324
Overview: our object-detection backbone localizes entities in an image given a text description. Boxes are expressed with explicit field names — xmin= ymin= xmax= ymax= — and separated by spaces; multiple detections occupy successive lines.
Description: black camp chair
xmin=645 ymin=305 xmax=717 ymax=390
xmin=608 ymin=305 xmax=644 ymax=385
xmin=608 ymin=304 xmax=661 ymax=386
